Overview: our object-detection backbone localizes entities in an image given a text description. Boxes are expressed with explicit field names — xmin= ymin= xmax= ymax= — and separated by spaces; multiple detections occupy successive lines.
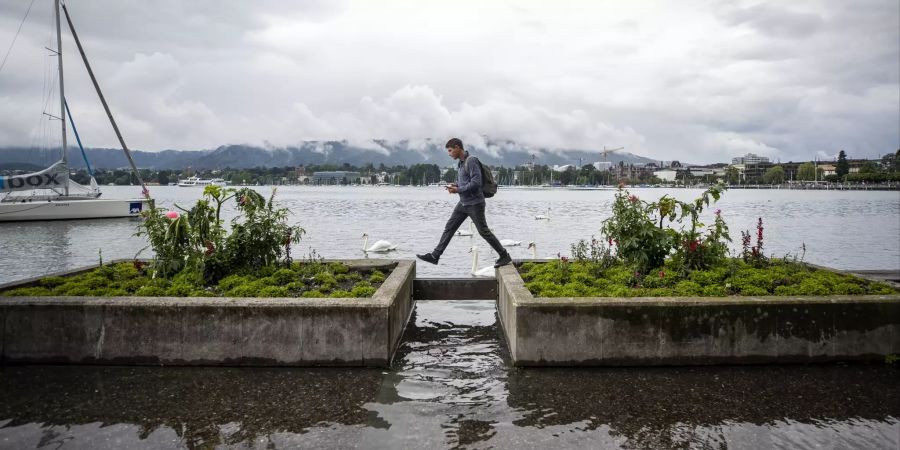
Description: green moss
xmin=368 ymin=270 xmax=386 ymax=284
xmin=314 ymin=272 xmax=336 ymax=286
xmin=218 ymin=274 xmax=254 ymax=292
xmin=2 ymin=286 xmax=53 ymax=297
xmin=701 ymin=285 xmax=727 ymax=296
xmin=101 ymin=288 xmax=129 ymax=297
xmin=327 ymin=262 xmax=350 ymax=274
xmin=257 ymin=286 xmax=289 ymax=297
xmin=350 ymin=285 xmax=376 ymax=297
xmin=134 ymin=285 xmax=167 ymax=296
xmin=2 ymin=261 xmax=384 ymax=299
xmin=674 ymin=281 xmax=703 ymax=296
xmin=37 ymin=276 xmax=67 ymax=288
xmin=272 ymin=268 xmax=297 ymax=285
xmin=518 ymin=259 xmax=899 ymax=298
xmin=166 ymin=282 xmax=196 ymax=297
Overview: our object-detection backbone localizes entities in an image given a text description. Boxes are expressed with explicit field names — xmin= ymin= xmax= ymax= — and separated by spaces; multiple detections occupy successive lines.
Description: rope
xmin=0 ymin=0 xmax=38 ymax=74
xmin=64 ymin=98 xmax=94 ymax=177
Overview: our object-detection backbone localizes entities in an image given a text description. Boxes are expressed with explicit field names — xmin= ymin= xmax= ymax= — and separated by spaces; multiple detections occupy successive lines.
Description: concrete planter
xmin=0 ymin=260 xmax=415 ymax=367
xmin=497 ymin=263 xmax=900 ymax=366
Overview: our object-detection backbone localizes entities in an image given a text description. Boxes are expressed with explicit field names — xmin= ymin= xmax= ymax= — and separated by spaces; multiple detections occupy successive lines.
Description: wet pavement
xmin=1 ymin=300 xmax=898 ymax=449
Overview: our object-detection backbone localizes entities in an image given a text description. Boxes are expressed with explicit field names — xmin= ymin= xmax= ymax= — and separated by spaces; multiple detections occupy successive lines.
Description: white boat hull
xmin=0 ymin=198 xmax=150 ymax=222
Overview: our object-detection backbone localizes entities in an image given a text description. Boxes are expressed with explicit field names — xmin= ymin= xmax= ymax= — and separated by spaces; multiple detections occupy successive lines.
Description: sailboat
xmin=0 ymin=0 xmax=151 ymax=222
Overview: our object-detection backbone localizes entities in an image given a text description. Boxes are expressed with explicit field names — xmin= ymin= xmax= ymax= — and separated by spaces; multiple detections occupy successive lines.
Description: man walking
xmin=417 ymin=138 xmax=512 ymax=268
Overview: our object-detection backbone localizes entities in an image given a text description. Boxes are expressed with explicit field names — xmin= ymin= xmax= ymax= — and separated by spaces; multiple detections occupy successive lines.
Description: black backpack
xmin=465 ymin=157 xmax=497 ymax=198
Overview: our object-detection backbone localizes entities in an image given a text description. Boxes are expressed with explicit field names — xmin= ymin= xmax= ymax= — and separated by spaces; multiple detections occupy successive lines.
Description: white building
xmin=731 ymin=153 xmax=770 ymax=165
xmin=654 ymin=169 xmax=678 ymax=182
xmin=592 ymin=161 xmax=613 ymax=171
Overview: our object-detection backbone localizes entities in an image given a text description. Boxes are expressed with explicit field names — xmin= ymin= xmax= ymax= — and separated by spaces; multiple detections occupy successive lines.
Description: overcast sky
xmin=0 ymin=0 xmax=897 ymax=164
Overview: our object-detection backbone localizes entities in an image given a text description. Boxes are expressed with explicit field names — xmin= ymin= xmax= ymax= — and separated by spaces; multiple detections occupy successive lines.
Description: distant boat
xmin=177 ymin=177 xmax=227 ymax=187
xmin=0 ymin=0 xmax=150 ymax=222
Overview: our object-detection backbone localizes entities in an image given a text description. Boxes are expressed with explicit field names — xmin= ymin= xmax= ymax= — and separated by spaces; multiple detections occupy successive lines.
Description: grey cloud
xmin=0 ymin=1 xmax=896 ymax=164
xmin=719 ymin=3 xmax=824 ymax=38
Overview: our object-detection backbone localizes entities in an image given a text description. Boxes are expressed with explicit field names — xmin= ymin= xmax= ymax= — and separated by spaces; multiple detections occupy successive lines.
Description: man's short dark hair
xmin=445 ymin=138 xmax=464 ymax=150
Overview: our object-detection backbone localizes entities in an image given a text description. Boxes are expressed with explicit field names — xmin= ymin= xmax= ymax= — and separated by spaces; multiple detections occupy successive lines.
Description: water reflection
xmin=1 ymin=300 xmax=898 ymax=449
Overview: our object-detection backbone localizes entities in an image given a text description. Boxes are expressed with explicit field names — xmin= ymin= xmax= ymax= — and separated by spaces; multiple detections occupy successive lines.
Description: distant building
xmin=312 ymin=171 xmax=361 ymax=185
xmin=654 ymin=169 xmax=678 ymax=182
xmin=592 ymin=161 xmax=614 ymax=171
xmin=731 ymin=153 xmax=770 ymax=165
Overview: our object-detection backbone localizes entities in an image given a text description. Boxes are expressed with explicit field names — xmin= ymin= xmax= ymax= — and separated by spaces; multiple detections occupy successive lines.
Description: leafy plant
xmin=136 ymin=186 xmax=305 ymax=283
xmin=570 ymin=236 xmax=616 ymax=276
xmin=600 ymin=191 xmax=676 ymax=273
xmin=600 ymin=183 xmax=730 ymax=275
xmin=741 ymin=218 xmax=768 ymax=268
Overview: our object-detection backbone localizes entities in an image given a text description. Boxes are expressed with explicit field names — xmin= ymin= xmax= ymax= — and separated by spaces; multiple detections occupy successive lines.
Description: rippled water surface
xmin=1 ymin=301 xmax=898 ymax=449
xmin=1 ymin=185 xmax=898 ymax=284
xmin=1 ymin=187 xmax=898 ymax=449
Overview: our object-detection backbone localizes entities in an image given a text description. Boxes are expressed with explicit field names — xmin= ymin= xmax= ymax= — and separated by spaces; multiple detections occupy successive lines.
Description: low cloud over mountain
xmin=0 ymin=138 xmax=659 ymax=170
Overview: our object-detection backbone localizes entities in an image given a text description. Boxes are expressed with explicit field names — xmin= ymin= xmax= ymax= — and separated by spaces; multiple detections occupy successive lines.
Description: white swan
xmin=362 ymin=233 xmax=398 ymax=253
xmin=499 ymin=239 xmax=521 ymax=247
xmin=535 ymin=207 xmax=551 ymax=220
xmin=469 ymin=246 xmax=495 ymax=277
xmin=527 ymin=241 xmax=538 ymax=259
xmin=455 ymin=221 xmax=474 ymax=236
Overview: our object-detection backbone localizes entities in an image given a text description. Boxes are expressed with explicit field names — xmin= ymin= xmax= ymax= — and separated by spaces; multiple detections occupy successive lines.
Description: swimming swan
xmin=455 ymin=221 xmax=474 ymax=236
xmin=499 ymin=239 xmax=521 ymax=246
xmin=469 ymin=246 xmax=495 ymax=277
xmin=526 ymin=241 xmax=538 ymax=259
xmin=535 ymin=207 xmax=551 ymax=220
xmin=362 ymin=233 xmax=398 ymax=252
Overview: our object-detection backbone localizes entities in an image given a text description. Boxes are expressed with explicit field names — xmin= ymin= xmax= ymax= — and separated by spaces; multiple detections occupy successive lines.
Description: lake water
xmin=1 ymin=185 xmax=898 ymax=284
xmin=1 ymin=300 xmax=898 ymax=449
xmin=1 ymin=186 xmax=899 ymax=449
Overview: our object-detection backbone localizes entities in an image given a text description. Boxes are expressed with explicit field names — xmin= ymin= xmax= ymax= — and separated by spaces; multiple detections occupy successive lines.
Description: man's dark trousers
xmin=433 ymin=201 xmax=508 ymax=258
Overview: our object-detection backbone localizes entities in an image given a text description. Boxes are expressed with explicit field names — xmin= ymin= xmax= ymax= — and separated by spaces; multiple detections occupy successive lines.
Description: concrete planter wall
xmin=497 ymin=263 xmax=900 ymax=366
xmin=0 ymin=260 xmax=415 ymax=367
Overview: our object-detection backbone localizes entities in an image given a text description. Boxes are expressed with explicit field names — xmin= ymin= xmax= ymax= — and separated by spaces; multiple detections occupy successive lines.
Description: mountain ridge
xmin=0 ymin=139 xmax=664 ymax=170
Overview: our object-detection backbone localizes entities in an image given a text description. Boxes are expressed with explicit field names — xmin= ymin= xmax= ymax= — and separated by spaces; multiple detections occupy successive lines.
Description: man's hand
xmin=446 ymin=183 xmax=458 ymax=194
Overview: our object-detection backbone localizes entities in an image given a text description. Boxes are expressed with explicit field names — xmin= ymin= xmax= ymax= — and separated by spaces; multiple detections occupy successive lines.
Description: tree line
xmin=66 ymin=149 xmax=900 ymax=187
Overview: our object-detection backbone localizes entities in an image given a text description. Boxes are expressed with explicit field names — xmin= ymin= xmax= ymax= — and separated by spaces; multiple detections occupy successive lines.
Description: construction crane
xmin=601 ymin=146 xmax=624 ymax=162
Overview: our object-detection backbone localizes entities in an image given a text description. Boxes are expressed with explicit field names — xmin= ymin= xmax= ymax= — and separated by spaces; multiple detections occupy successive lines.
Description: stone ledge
xmin=0 ymin=259 xmax=415 ymax=367
xmin=497 ymin=262 xmax=900 ymax=366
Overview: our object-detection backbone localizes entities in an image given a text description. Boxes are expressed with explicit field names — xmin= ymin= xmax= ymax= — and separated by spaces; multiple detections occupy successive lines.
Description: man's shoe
xmin=494 ymin=254 xmax=512 ymax=268
xmin=416 ymin=253 xmax=439 ymax=265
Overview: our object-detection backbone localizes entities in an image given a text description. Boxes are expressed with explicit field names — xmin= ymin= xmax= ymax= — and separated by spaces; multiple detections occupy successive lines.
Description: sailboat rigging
xmin=0 ymin=0 xmax=151 ymax=221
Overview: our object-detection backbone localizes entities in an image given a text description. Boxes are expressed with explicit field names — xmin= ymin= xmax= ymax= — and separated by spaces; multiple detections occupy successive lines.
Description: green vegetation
xmin=2 ymin=185 xmax=394 ymax=299
xmin=519 ymin=259 xmax=897 ymax=298
xmin=520 ymin=185 xmax=899 ymax=298
xmin=135 ymin=185 xmax=304 ymax=282
xmin=1 ymin=262 xmax=388 ymax=298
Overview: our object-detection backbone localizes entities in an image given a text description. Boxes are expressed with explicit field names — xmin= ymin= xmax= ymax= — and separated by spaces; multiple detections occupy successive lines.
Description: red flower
xmin=204 ymin=241 xmax=215 ymax=256
xmin=658 ymin=271 xmax=665 ymax=278
xmin=628 ymin=195 xmax=638 ymax=203
xmin=688 ymin=240 xmax=699 ymax=252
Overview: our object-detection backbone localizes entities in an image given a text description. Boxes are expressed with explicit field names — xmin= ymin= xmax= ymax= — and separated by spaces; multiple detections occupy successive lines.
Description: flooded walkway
xmin=1 ymin=300 xmax=898 ymax=449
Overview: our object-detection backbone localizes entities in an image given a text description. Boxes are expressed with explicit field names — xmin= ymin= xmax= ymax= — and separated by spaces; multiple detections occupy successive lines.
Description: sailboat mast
xmin=55 ymin=0 xmax=69 ymax=196
xmin=61 ymin=3 xmax=150 ymax=199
